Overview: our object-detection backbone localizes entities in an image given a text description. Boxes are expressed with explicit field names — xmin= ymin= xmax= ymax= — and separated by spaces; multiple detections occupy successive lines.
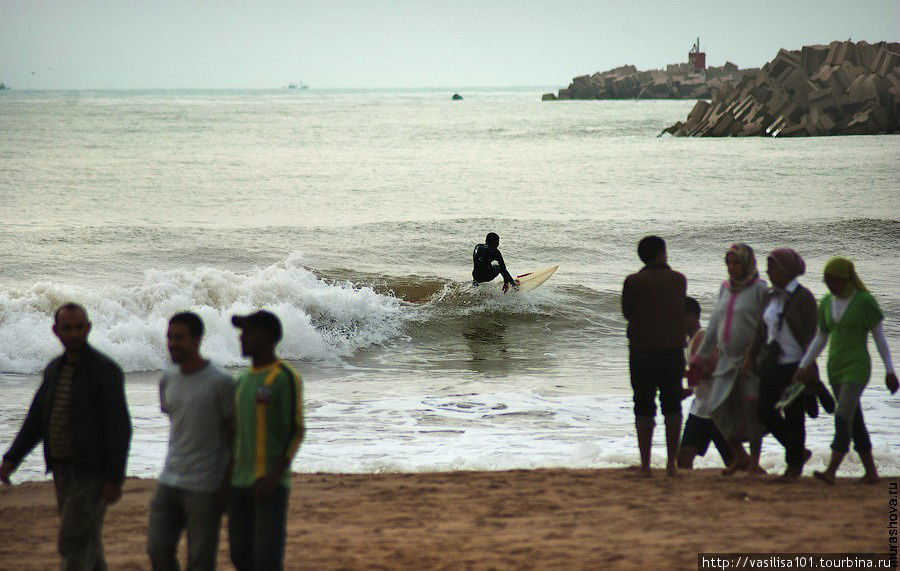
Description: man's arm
xmin=495 ymin=252 xmax=515 ymax=285
xmin=621 ymin=277 xmax=633 ymax=320
xmin=1 ymin=377 xmax=50 ymax=484
xmin=254 ymin=366 xmax=304 ymax=500
xmin=100 ymin=362 xmax=132 ymax=496
xmin=696 ymin=285 xmax=724 ymax=360
xmin=216 ymin=373 xmax=236 ymax=509
xmin=158 ymin=372 xmax=169 ymax=415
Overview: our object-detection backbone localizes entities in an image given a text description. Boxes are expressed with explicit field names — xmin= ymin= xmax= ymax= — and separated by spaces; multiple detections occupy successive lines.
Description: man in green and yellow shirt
xmin=228 ymin=311 xmax=304 ymax=571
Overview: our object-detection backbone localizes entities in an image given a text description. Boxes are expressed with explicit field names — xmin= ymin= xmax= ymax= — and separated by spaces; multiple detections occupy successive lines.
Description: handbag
xmin=754 ymin=340 xmax=782 ymax=378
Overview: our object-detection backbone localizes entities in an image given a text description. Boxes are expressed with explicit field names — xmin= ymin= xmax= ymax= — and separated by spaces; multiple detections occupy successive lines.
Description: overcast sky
xmin=1 ymin=0 xmax=897 ymax=89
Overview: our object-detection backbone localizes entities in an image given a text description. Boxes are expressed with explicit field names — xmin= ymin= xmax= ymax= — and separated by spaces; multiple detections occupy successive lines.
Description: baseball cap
xmin=231 ymin=310 xmax=283 ymax=342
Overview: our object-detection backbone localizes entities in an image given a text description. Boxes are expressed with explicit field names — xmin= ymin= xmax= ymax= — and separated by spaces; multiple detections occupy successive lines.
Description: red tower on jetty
xmin=689 ymin=37 xmax=706 ymax=72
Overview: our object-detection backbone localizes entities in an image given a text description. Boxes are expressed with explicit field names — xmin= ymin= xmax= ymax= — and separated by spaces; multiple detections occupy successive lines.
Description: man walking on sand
xmin=622 ymin=236 xmax=687 ymax=477
xmin=229 ymin=310 xmax=305 ymax=571
xmin=0 ymin=302 xmax=132 ymax=569
xmin=147 ymin=312 xmax=235 ymax=571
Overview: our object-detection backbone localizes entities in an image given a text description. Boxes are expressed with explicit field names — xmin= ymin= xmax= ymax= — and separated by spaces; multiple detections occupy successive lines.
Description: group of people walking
xmin=622 ymin=236 xmax=897 ymax=480
xmin=0 ymin=236 xmax=896 ymax=569
xmin=1 ymin=304 xmax=304 ymax=570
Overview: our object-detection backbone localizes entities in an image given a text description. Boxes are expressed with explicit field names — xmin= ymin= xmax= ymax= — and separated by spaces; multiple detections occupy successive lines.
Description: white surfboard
xmin=507 ymin=265 xmax=559 ymax=293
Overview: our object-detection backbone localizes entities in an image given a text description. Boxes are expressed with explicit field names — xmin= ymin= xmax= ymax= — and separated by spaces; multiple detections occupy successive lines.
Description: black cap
xmin=231 ymin=310 xmax=283 ymax=343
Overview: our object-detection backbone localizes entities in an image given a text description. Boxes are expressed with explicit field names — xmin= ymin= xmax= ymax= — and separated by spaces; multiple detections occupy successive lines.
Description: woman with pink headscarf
xmin=694 ymin=244 xmax=769 ymax=475
xmin=746 ymin=248 xmax=820 ymax=481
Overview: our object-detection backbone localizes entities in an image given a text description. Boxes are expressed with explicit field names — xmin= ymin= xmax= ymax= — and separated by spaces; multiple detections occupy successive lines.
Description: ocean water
xmin=1 ymin=88 xmax=898 ymax=480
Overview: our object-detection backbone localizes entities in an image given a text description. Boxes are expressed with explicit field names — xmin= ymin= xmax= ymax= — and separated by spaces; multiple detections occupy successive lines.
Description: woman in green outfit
xmin=795 ymin=257 xmax=898 ymax=484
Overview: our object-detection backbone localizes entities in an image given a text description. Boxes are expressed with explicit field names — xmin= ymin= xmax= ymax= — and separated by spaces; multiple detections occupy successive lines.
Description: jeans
xmin=757 ymin=362 xmax=806 ymax=466
xmin=52 ymin=463 xmax=108 ymax=571
xmin=147 ymin=483 xmax=223 ymax=571
xmin=228 ymin=485 xmax=289 ymax=571
xmin=832 ymin=382 xmax=871 ymax=453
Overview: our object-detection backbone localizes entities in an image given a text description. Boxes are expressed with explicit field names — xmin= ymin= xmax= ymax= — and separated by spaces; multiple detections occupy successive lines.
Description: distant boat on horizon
xmin=288 ymin=80 xmax=309 ymax=90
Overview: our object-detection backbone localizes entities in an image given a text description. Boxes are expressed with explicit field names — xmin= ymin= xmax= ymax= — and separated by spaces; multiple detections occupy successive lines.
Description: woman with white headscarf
xmin=695 ymin=243 xmax=769 ymax=475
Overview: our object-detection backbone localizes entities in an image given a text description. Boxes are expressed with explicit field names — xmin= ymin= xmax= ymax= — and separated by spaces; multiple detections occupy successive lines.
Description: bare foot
xmin=722 ymin=457 xmax=748 ymax=476
xmin=813 ymin=470 xmax=835 ymax=485
xmin=746 ymin=464 xmax=768 ymax=477
xmin=777 ymin=465 xmax=802 ymax=482
xmin=640 ymin=468 xmax=653 ymax=478
xmin=667 ymin=463 xmax=678 ymax=477
xmin=856 ymin=474 xmax=879 ymax=485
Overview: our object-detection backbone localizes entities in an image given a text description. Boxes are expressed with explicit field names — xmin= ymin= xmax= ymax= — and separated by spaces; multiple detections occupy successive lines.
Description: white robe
xmin=698 ymin=279 xmax=768 ymax=442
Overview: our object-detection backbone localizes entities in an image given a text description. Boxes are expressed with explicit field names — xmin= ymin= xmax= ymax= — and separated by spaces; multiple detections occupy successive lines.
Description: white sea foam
xmin=3 ymin=381 xmax=897 ymax=482
xmin=0 ymin=253 xmax=405 ymax=374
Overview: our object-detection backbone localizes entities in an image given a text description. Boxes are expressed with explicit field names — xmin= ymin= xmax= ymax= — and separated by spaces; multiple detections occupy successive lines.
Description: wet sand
xmin=0 ymin=469 xmax=893 ymax=569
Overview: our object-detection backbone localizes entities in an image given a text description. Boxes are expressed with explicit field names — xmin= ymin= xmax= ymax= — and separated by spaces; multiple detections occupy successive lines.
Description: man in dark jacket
xmin=1 ymin=302 xmax=132 ymax=569
xmin=622 ymin=236 xmax=687 ymax=478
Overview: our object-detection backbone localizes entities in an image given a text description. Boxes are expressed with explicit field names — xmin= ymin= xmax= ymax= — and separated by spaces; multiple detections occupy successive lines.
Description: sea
xmin=0 ymin=87 xmax=898 ymax=480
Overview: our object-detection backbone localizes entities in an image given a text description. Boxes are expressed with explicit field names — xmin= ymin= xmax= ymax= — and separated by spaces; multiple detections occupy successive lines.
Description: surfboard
xmin=508 ymin=265 xmax=559 ymax=293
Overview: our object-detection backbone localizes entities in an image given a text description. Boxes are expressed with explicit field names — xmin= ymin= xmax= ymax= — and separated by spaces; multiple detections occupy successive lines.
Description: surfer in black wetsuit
xmin=472 ymin=232 xmax=518 ymax=292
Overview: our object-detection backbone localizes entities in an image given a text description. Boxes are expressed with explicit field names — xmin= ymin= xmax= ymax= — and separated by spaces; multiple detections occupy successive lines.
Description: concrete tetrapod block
xmin=810 ymin=65 xmax=837 ymax=85
xmin=846 ymin=104 xmax=889 ymax=133
xmin=770 ymin=48 xmax=802 ymax=77
xmin=662 ymin=41 xmax=899 ymax=136
xmin=825 ymin=41 xmax=852 ymax=66
xmin=686 ymin=100 xmax=711 ymax=124
xmin=856 ymin=41 xmax=878 ymax=71
xmin=870 ymin=48 xmax=900 ymax=77
xmin=777 ymin=123 xmax=808 ymax=137
xmin=847 ymin=74 xmax=881 ymax=106
xmin=801 ymin=45 xmax=830 ymax=75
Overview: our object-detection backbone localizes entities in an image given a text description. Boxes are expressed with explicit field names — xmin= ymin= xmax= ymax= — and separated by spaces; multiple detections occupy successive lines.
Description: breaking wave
xmin=0 ymin=253 xmax=405 ymax=374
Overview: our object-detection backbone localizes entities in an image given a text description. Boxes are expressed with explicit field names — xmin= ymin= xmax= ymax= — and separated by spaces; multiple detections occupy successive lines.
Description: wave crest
xmin=0 ymin=253 xmax=404 ymax=374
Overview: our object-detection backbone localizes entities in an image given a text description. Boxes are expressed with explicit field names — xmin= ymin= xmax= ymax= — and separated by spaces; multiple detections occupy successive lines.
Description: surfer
xmin=472 ymin=233 xmax=518 ymax=292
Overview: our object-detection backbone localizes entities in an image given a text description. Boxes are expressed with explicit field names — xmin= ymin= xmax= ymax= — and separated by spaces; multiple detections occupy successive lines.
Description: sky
xmin=1 ymin=0 xmax=897 ymax=89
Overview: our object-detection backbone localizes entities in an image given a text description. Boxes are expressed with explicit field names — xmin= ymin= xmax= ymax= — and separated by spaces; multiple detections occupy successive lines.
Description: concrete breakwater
xmin=542 ymin=62 xmax=756 ymax=101
xmin=662 ymin=41 xmax=899 ymax=137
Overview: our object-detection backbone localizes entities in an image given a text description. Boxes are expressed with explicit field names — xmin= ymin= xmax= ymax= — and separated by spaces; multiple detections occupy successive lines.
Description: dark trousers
xmin=628 ymin=347 xmax=685 ymax=419
xmin=228 ymin=485 xmax=289 ymax=571
xmin=680 ymin=414 xmax=734 ymax=466
xmin=832 ymin=382 xmax=871 ymax=453
xmin=52 ymin=463 xmax=108 ymax=571
xmin=147 ymin=483 xmax=223 ymax=571
xmin=472 ymin=266 xmax=500 ymax=283
xmin=757 ymin=362 xmax=805 ymax=466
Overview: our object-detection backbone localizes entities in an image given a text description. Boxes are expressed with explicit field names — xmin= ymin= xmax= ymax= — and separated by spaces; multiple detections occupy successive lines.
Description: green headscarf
xmin=823 ymin=257 xmax=868 ymax=296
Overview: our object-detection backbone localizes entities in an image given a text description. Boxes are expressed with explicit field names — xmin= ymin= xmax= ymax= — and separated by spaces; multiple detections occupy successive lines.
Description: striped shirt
xmin=48 ymin=362 xmax=75 ymax=459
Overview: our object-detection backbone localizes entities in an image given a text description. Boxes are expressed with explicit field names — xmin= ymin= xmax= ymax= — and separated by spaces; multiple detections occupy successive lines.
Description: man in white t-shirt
xmin=147 ymin=312 xmax=235 ymax=571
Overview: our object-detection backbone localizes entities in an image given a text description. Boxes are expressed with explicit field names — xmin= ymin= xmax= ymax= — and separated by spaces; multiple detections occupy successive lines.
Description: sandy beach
xmin=0 ymin=468 xmax=893 ymax=569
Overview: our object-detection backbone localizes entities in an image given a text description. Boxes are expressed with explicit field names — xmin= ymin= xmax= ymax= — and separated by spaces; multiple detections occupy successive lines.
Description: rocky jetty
xmin=542 ymin=62 xmax=756 ymax=101
xmin=662 ymin=41 xmax=900 ymax=137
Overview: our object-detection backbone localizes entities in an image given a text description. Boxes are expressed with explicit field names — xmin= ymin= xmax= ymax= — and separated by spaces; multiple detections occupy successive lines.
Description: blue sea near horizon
xmin=0 ymin=87 xmax=897 ymax=480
